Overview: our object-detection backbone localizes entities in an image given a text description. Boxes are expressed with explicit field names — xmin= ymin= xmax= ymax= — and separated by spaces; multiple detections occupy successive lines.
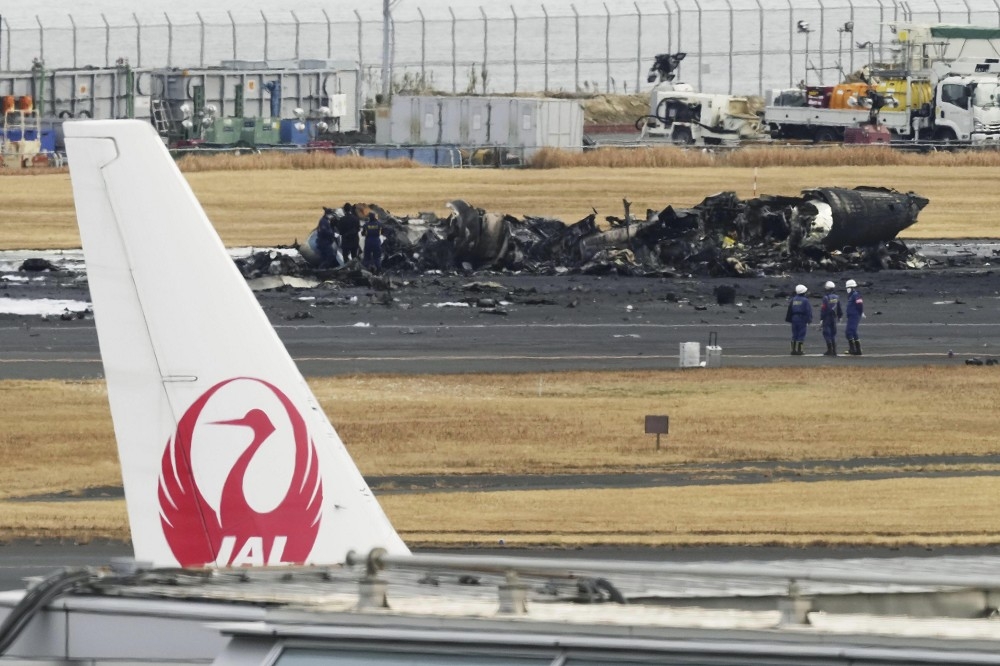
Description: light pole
xmin=837 ymin=20 xmax=854 ymax=79
xmin=797 ymin=20 xmax=813 ymax=86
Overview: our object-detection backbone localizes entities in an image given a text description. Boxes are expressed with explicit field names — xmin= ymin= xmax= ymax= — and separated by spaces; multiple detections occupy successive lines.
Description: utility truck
xmin=637 ymin=53 xmax=764 ymax=145
xmin=765 ymin=56 xmax=1000 ymax=145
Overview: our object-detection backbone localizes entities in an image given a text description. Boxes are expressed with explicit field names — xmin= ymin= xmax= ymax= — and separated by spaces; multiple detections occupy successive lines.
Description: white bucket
xmin=705 ymin=345 xmax=723 ymax=368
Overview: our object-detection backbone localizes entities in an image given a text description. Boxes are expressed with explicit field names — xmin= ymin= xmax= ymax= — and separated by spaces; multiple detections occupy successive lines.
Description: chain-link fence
xmin=3 ymin=1 xmax=1000 ymax=101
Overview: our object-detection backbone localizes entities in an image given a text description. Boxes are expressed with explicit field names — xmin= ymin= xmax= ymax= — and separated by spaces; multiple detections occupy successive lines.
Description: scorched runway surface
xmin=1 ymin=260 xmax=998 ymax=379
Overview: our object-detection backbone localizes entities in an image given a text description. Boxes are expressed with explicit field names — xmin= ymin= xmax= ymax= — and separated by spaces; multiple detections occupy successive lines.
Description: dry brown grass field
xmin=0 ymin=155 xmax=997 ymax=249
xmin=2 ymin=368 xmax=1000 ymax=546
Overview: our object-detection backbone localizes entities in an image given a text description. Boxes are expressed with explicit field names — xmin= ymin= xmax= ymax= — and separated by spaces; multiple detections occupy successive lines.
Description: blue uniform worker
xmin=820 ymin=280 xmax=843 ymax=357
xmin=315 ymin=208 xmax=338 ymax=268
xmin=362 ymin=212 xmax=383 ymax=273
xmin=844 ymin=278 xmax=865 ymax=355
xmin=785 ymin=283 xmax=813 ymax=356
xmin=338 ymin=203 xmax=361 ymax=261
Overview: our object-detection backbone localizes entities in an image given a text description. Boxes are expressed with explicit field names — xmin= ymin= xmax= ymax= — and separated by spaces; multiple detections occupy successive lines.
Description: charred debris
xmin=238 ymin=187 xmax=930 ymax=283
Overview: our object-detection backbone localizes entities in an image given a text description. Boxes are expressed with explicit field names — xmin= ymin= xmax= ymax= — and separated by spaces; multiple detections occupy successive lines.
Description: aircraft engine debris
xmin=294 ymin=188 xmax=929 ymax=279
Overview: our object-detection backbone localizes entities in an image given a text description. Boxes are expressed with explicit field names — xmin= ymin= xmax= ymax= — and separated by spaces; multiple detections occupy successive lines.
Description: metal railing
xmin=2 ymin=1 xmax=1000 ymax=101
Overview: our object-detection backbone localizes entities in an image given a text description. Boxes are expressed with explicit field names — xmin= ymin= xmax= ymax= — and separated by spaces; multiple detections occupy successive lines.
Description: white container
xmin=679 ymin=342 xmax=701 ymax=368
xmin=381 ymin=95 xmax=583 ymax=158
xmin=705 ymin=345 xmax=723 ymax=368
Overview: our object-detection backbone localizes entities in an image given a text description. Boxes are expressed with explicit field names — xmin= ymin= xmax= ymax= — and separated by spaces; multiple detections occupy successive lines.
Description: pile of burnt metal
xmin=286 ymin=187 xmax=929 ymax=279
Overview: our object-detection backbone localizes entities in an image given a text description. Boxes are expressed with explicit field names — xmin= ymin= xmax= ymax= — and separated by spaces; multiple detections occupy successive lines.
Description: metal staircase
xmin=150 ymin=99 xmax=171 ymax=139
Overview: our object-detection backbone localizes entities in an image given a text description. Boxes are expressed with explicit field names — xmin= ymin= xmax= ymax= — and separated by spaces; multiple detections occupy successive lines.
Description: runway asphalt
xmin=5 ymin=539 xmax=999 ymax=594
xmin=2 ymin=264 xmax=999 ymax=379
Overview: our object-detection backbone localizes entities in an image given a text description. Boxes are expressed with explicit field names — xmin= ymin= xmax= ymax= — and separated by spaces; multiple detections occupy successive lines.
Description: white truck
xmin=637 ymin=53 xmax=764 ymax=145
xmin=764 ymin=59 xmax=1000 ymax=145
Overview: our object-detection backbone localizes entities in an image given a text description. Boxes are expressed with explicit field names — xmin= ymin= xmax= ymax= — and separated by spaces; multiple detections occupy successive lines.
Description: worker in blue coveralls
xmin=315 ymin=208 xmax=338 ymax=269
xmin=785 ymin=284 xmax=812 ymax=356
xmin=362 ymin=212 xmax=383 ymax=273
xmin=844 ymin=278 xmax=865 ymax=356
xmin=338 ymin=203 xmax=361 ymax=261
xmin=820 ymin=280 xmax=843 ymax=357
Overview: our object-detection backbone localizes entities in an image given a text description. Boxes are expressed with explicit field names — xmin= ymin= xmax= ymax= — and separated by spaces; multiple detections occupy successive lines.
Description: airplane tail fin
xmin=64 ymin=120 xmax=408 ymax=568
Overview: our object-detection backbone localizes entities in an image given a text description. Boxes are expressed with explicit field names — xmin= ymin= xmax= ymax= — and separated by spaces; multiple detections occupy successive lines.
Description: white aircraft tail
xmin=64 ymin=120 xmax=408 ymax=568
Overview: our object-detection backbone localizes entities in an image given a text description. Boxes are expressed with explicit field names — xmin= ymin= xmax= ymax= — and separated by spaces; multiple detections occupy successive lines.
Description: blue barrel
xmin=279 ymin=119 xmax=309 ymax=146
xmin=40 ymin=128 xmax=56 ymax=153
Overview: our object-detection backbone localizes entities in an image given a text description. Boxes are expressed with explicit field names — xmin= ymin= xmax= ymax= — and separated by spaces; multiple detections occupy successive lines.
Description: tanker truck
xmin=764 ymin=59 xmax=1000 ymax=145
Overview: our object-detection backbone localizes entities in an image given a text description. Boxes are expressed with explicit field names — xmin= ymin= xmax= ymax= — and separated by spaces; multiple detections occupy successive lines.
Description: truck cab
xmin=933 ymin=71 xmax=1000 ymax=144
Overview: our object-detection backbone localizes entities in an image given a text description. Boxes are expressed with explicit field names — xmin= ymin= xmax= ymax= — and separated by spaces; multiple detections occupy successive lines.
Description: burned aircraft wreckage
xmin=282 ymin=187 xmax=929 ymax=281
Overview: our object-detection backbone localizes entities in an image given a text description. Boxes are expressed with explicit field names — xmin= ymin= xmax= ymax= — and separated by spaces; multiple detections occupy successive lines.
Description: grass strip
xmin=0 ymin=165 xmax=997 ymax=249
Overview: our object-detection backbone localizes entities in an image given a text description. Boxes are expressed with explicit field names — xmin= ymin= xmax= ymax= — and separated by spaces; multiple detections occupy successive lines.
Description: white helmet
xmin=795 ymin=284 xmax=808 ymax=295
xmin=824 ymin=281 xmax=835 ymax=290
xmin=845 ymin=279 xmax=857 ymax=289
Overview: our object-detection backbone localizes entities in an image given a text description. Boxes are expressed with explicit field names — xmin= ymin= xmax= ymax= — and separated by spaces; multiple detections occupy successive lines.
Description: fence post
xmin=662 ymin=1 xmax=672 ymax=63
xmin=961 ymin=0 xmax=971 ymax=23
xmin=542 ymin=4 xmax=549 ymax=92
xmin=134 ymin=13 xmax=140 ymax=66
xmin=354 ymin=9 xmax=365 ymax=98
xmin=819 ymin=0 xmax=825 ymax=85
xmin=70 ymin=14 xmax=78 ymax=69
xmin=449 ymin=7 xmax=456 ymax=93
xmin=165 ymin=12 xmax=173 ymax=68
xmin=787 ymin=0 xmax=794 ymax=87
xmin=994 ymin=0 xmax=1000 ymax=27
xmin=480 ymin=7 xmax=488 ymax=94
xmin=226 ymin=11 xmax=235 ymax=60
xmin=353 ymin=9 xmax=363 ymax=91
xmin=693 ymin=0 xmax=703 ymax=91
xmin=848 ymin=0 xmax=855 ymax=72
xmin=2 ymin=16 xmax=8 ymax=72
xmin=675 ymin=0 xmax=683 ymax=57
xmin=724 ymin=0 xmax=733 ymax=94
xmin=604 ymin=2 xmax=611 ymax=92
xmin=873 ymin=0 xmax=882 ymax=62
xmin=322 ymin=9 xmax=331 ymax=59
xmin=755 ymin=0 xmax=764 ymax=96
xmin=572 ymin=4 xmax=580 ymax=92
xmin=102 ymin=14 xmax=110 ymax=67
xmin=292 ymin=11 xmax=301 ymax=61
xmin=932 ymin=0 xmax=941 ymax=22
xmin=195 ymin=12 xmax=204 ymax=68
xmin=635 ymin=2 xmax=643 ymax=94
xmin=261 ymin=11 xmax=269 ymax=62
xmin=36 ymin=15 xmax=43 ymax=66
xmin=511 ymin=5 xmax=518 ymax=92
xmin=418 ymin=8 xmax=426 ymax=86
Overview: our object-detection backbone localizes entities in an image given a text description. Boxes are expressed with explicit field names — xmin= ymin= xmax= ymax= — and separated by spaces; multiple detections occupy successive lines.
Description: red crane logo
xmin=158 ymin=378 xmax=323 ymax=567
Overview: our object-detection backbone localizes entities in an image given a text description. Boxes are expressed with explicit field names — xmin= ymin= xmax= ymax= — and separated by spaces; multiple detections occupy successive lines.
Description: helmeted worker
xmin=820 ymin=280 xmax=843 ymax=356
xmin=338 ymin=203 xmax=361 ymax=261
xmin=785 ymin=284 xmax=813 ymax=355
xmin=845 ymin=278 xmax=865 ymax=355
xmin=315 ymin=207 xmax=339 ymax=269
xmin=362 ymin=212 xmax=383 ymax=273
